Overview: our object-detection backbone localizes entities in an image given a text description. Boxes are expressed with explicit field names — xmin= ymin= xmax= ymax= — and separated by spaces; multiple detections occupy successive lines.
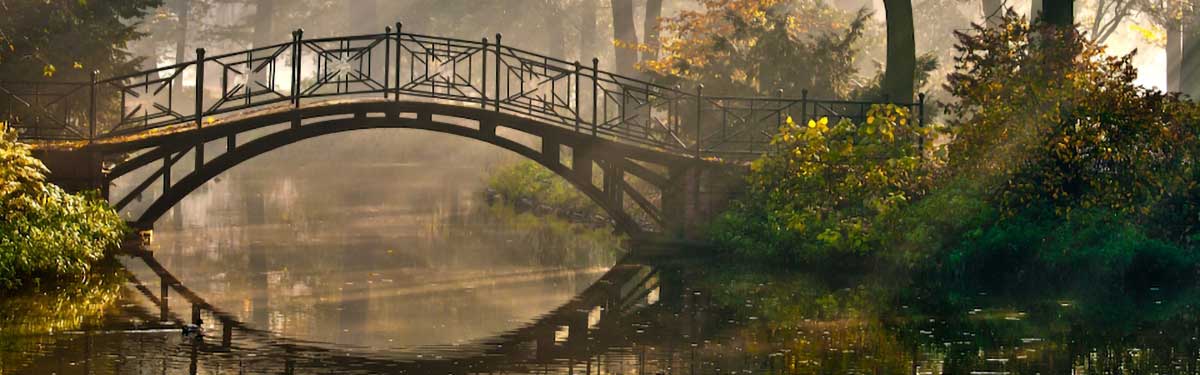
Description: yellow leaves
xmin=72 ymin=62 xmax=83 ymax=69
xmin=42 ymin=64 xmax=55 ymax=77
xmin=1129 ymin=23 xmax=1165 ymax=47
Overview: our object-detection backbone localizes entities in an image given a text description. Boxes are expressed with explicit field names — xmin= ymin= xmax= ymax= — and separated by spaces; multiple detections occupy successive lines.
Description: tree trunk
xmin=579 ymin=0 xmax=598 ymax=61
xmin=883 ymin=0 xmax=916 ymax=103
xmin=642 ymin=0 xmax=664 ymax=62
xmin=172 ymin=0 xmax=191 ymax=94
xmin=549 ymin=1 xmax=567 ymax=59
xmin=611 ymin=0 xmax=639 ymax=75
xmin=173 ymin=0 xmax=191 ymax=65
xmin=982 ymin=0 xmax=1004 ymax=26
xmin=1183 ymin=15 xmax=1200 ymax=97
xmin=251 ymin=0 xmax=276 ymax=49
xmin=1168 ymin=20 xmax=1182 ymax=92
xmin=1041 ymin=0 xmax=1073 ymax=27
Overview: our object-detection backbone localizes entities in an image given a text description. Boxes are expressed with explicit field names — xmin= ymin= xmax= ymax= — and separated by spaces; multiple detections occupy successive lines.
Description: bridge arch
xmin=100 ymin=100 xmax=692 ymax=235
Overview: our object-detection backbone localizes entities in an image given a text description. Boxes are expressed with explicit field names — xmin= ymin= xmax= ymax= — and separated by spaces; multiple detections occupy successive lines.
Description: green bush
xmin=486 ymin=160 xmax=599 ymax=216
xmin=0 ymin=126 xmax=126 ymax=291
xmin=710 ymin=12 xmax=1200 ymax=292
xmin=941 ymin=205 xmax=1198 ymax=293
xmin=711 ymin=104 xmax=934 ymax=263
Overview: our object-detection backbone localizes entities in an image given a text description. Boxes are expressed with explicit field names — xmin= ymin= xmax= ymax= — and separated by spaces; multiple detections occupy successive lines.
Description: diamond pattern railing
xmin=0 ymin=25 xmax=924 ymax=160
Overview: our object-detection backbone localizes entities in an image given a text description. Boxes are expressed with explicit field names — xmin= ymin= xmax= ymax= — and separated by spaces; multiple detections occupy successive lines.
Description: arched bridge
xmin=1 ymin=24 xmax=924 ymax=236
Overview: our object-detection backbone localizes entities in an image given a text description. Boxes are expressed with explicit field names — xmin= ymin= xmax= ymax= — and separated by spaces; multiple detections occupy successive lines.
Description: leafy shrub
xmin=712 ymin=12 xmax=1200 ymax=293
xmin=711 ymin=104 xmax=934 ymax=263
xmin=944 ymin=11 xmax=1200 ymax=226
xmin=0 ymin=126 xmax=126 ymax=291
xmin=486 ymin=160 xmax=599 ymax=216
xmin=942 ymin=205 xmax=1198 ymax=293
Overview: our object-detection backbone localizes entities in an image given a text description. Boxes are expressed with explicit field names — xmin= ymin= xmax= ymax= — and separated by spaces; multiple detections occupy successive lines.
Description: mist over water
xmin=130 ymin=131 xmax=624 ymax=349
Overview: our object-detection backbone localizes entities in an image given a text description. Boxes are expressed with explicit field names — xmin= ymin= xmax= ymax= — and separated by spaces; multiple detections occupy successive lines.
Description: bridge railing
xmin=0 ymin=25 xmax=924 ymax=160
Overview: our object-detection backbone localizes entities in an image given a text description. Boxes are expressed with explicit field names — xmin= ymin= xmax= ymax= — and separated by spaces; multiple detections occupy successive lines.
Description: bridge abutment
xmin=663 ymin=162 xmax=744 ymax=240
xmin=35 ymin=149 xmax=107 ymax=197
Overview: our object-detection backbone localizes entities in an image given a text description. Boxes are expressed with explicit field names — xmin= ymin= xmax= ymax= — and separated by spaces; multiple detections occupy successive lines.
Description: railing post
xmin=494 ymin=33 xmax=502 ymax=111
xmin=481 ymin=37 xmax=489 ymax=109
xmin=195 ymin=48 xmax=206 ymax=130
xmin=384 ymin=26 xmax=391 ymax=99
xmin=88 ymin=70 xmax=98 ymax=142
xmin=591 ymin=58 xmax=599 ymax=137
xmin=917 ymin=92 xmax=927 ymax=150
xmin=694 ymin=84 xmax=703 ymax=158
xmin=394 ymin=22 xmax=402 ymax=101
xmin=574 ymin=61 xmax=581 ymax=133
xmin=800 ymin=89 xmax=809 ymax=125
xmin=292 ymin=29 xmax=303 ymax=108
xmin=775 ymin=89 xmax=784 ymax=125
xmin=917 ymin=92 xmax=926 ymax=128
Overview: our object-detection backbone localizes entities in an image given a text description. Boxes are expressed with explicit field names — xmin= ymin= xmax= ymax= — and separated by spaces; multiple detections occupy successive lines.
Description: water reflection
xmin=5 ymin=134 xmax=1200 ymax=373
xmin=134 ymin=157 xmax=627 ymax=349
xmin=7 ymin=253 xmax=1200 ymax=373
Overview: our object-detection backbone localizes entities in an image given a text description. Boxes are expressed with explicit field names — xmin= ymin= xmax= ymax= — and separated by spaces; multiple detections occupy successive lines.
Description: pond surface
xmin=3 ymin=134 xmax=1199 ymax=374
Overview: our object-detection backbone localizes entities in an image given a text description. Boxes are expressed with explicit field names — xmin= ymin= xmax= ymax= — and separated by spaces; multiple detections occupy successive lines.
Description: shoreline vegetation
xmin=483 ymin=159 xmax=615 ymax=228
xmin=485 ymin=13 xmax=1200 ymax=303
xmin=712 ymin=13 xmax=1200 ymax=295
xmin=0 ymin=125 xmax=128 ymax=293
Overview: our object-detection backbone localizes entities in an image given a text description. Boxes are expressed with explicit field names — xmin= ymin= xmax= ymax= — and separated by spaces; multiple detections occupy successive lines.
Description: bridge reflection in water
xmin=21 ymin=250 xmax=709 ymax=375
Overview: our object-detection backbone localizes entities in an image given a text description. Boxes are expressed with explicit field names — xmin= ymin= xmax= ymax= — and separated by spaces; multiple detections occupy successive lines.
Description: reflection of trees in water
xmin=430 ymin=204 xmax=627 ymax=270
xmin=0 ymin=260 xmax=126 ymax=373
xmin=678 ymin=263 xmax=1200 ymax=374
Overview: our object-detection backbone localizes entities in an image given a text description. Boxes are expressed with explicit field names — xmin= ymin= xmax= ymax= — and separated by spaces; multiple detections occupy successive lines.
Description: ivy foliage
xmin=0 ymin=126 xmax=127 ymax=291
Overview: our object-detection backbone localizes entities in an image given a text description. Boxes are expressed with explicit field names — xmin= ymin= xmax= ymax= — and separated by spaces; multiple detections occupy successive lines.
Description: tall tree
xmin=0 ymin=0 xmax=162 ymax=80
xmin=1138 ymin=0 xmax=1194 ymax=92
xmin=251 ymin=0 xmax=276 ymax=48
xmin=644 ymin=0 xmax=871 ymax=98
xmin=1169 ymin=22 xmax=1183 ymax=91
xmin=173 ymin=0 xmax=193 ymax=66
xmin=1084 ymin=0 xmax=1136 ymax=42
xmin=643 ymin=0 xmax=665 ymax=61
xmin=883 ymin=0 xmax=917 ymax=102
xmin=1042 ymin=0 xmax=1075 ymax=26
xmin=1184 ymin=14 xmax=1200 ymax=96
xmin=579 ymin=0 xmax=599 ymax=60
xmin=611 ymin=0 xmax=640 ymax=74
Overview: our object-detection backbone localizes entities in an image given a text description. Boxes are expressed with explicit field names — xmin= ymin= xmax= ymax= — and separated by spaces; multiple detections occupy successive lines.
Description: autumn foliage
xmin=713 ymin=12 xmax=1200 ymax=288
xmin=643 ymin=0 xmax=870 ymax=98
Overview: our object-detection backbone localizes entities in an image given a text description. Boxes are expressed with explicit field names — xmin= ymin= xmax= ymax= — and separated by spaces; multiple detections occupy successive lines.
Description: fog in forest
xmin=122 ymin=0 xmax=1171 ymax=211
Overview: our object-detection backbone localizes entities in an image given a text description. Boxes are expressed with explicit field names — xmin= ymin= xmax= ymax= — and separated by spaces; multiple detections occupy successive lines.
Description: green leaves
xmin=714 ymin=104 xmax=935 ymax=263
xmin=0 ymin=126 xmax=126 ymax=291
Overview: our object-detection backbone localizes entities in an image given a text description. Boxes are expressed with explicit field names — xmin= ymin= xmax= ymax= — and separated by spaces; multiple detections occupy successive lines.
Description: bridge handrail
xmin=0 ymin=25 xmax=924 ymax=159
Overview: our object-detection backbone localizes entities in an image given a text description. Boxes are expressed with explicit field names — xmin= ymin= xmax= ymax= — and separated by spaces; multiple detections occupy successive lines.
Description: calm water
xmin=3 ymin=133 xmax=1200 ymax=374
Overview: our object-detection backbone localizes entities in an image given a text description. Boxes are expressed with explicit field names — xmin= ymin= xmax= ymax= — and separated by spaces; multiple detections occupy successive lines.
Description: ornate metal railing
xmin=0 ymin=25 xmax=924 ymax=159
